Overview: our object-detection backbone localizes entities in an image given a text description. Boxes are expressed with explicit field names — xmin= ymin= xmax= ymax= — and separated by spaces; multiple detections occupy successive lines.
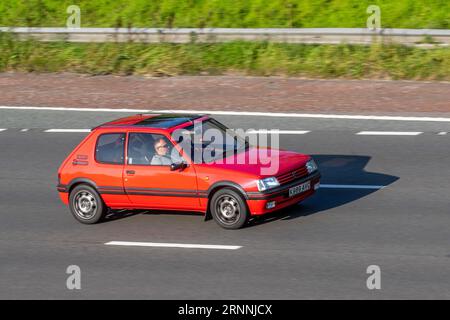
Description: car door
xmin=123 ymin=132 xmax=201 ymax=210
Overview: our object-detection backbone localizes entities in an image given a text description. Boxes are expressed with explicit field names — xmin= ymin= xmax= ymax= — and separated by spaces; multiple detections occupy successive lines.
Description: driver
xmin=151 ymin=138 xmax=176 ymax=165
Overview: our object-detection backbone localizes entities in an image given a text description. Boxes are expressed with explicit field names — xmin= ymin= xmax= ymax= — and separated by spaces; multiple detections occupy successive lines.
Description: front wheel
xmin=69 ymin=184 xmax=107 ymax=224
xmin=210 ymin=188 xmax=249 ymax=229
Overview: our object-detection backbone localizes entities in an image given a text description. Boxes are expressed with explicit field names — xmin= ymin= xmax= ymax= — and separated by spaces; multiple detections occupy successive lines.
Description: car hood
xmin=200 ymin=146 xmax=310 ymax=178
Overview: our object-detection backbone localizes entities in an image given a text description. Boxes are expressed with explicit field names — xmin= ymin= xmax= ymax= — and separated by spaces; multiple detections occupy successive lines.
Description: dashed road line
xmin=44 ymin=129 xmax=91 ymax=133
xmin=247 ymin=130 xmax=310 ymax=134
xmin=105 ymin=241 xmax=242 ymax=250
xmin=356 ymin=131 xmax=423 ymax=136
xmin=320 ymin=184 xmax=385 ymax=190
xmin=0 ymin=129 xmax=6 ymax=132
xmin=438 ymin=132 xmax=447 ymax=135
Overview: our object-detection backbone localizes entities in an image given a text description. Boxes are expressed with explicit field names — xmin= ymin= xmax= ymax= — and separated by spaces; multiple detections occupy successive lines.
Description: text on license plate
xmin=289 ymin=181 xmax=311 ymax=197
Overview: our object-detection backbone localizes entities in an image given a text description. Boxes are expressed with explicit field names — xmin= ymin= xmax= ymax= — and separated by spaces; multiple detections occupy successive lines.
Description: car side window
xmin=95 ymin=133 xmax=125 ymax=165
xmin=127 ymin=133 xmax=183 ymax=166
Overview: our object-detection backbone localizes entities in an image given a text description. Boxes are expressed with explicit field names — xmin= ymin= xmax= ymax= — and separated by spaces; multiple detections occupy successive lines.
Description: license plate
xmin=289 ymin=181 xmax=311 ymax=197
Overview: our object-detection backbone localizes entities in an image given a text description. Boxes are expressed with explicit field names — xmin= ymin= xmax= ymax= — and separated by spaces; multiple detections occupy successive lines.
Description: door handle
xmin=126 ymin=170 xmax=135 ymax=175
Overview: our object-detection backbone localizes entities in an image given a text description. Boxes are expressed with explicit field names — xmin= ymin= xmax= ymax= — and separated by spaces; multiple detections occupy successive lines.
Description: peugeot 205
xmin=57 ymin=114 xmax=320 ymax=229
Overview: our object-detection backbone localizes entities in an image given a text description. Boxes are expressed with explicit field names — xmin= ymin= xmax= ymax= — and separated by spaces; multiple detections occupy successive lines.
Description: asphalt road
xmin=0 ymin=109 xmax=449 ymax=299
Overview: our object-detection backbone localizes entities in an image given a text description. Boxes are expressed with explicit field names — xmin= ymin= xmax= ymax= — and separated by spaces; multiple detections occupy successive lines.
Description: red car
xmin=57 ymin=114 xmax=320 ymax=229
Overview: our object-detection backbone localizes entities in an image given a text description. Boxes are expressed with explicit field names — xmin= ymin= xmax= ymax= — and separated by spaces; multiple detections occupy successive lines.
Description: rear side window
xmin=95 ymin=133 xmax=125 ymax=164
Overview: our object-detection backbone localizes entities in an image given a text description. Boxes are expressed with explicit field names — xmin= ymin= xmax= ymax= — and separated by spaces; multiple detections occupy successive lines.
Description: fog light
xmin=266 ymin=201 xmax=276 ymax=209
xmin=314 ymin=183 xmax=320 ymax=190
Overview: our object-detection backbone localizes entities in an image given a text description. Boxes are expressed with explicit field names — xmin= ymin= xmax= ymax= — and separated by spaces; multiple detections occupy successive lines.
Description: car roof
xmin=93 ymin=113 xmax=206 ymax=131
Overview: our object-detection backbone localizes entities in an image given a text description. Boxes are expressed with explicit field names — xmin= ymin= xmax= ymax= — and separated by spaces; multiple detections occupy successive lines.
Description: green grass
xmin=1 ymin=33 xmax=449 ymax=80
xmin=0 ymin=0 xmax=449 ymax=29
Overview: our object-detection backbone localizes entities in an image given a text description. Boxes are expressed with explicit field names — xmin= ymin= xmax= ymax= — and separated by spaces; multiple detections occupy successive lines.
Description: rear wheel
xmin=210 ymin=188 xmax=249 ymax=229
xmin=69 ymin=184 xmax=107 ymax=224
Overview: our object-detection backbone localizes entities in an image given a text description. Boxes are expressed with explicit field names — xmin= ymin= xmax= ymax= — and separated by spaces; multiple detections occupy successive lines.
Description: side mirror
xmin=170 ymin=162 xmax=187 ymax=171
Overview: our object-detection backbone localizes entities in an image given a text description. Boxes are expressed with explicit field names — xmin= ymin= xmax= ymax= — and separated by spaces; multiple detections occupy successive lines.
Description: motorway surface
xmin=0 ymin=109 xmax=449 ymax=299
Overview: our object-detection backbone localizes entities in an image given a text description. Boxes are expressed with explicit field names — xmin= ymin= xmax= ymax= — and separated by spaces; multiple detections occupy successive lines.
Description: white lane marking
xmin=0 ymin=106 xmax=150 ymax=113
xmin=20 ymin=129 xmax=29 ymax=132
xmin=356 ymin=131 xmax=423 ymax=136
xmin=320 ymin=184 xmax=385 ymax=190
xmin=247 ymin=129 xmax=310 ymax=134
xmin=105 ymin=241 xmax=242 ymax=250
xmin=438 ymin=132 xmax=447 ymax=135
xmin=2 ymin=105 xmax=450 ymax=122
xmin=0 ymin=129 xmax=6 ymax=132
xmin=45 ymin=129 xmax=91 ymax=133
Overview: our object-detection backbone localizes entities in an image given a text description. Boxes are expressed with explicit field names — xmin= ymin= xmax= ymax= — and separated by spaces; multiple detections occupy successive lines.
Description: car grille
xmin=276 ymin=165 xmax=308 ymax=185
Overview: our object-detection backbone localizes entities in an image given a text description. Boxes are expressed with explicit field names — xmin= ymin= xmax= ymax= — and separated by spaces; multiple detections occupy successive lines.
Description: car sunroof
xmin=134 ymin=114 xmax=204 ymax=128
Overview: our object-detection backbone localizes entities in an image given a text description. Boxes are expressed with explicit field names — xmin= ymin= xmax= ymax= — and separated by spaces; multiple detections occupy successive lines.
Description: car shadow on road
xmin=248 ymin=154 xmax=399 ymax=227
xmin=103 ymin=209 xmax=142 ymax=222
xmin=103 ymin=154 xmax=398 ymax=227
xmin=103 ymin=208 xmax=201 ymax=223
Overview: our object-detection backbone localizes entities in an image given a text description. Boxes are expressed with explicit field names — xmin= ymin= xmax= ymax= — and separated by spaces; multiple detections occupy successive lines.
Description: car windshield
xmin=172 ymin=119 xmax=249 ymax=163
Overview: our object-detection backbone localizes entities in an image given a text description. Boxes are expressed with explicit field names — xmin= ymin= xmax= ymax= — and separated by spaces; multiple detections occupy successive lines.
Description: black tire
xmin=210 ymin=188 xmax=249 ymax=229
xmin=69 ymin=184 xmax=107 ymax=224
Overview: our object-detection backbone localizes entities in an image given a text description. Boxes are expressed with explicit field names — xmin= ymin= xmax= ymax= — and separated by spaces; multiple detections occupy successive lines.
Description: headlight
xmin=306 ymin=159 xmax=318 ymax=174
xmin=257 ymin=177 xmax=280 ymax=192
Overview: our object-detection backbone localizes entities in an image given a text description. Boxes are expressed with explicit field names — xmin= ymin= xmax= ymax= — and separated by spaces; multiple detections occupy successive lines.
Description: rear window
xmin=95 ymin=133 xmax=125 ymax=164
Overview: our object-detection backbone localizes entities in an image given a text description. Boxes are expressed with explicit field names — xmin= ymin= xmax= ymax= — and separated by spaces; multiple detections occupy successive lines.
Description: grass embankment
xmin=0 ymin=34 xmax=448 ymax=80
xmin=0 ymin=0 xmax=448 ymax=29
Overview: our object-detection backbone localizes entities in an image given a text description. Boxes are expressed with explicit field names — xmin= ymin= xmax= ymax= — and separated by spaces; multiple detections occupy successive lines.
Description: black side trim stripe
xmin=98 ymin=191 xmax=125 ymax=195
xmin=58 ymin=183 xmax=121 ymax=193
xmin=58 ymin=183 xmax=208 ymax=197
xmin=125 ymin=187 xmax=201 ymax=193
xmin=97 ymin=186 xmax=124 ymax=190
xmin=98 ymin=186 xmax=209 ymax=198
xmin=98 ymin=190 xmax=207 ymax=198
xmin=125 ymin=191 xmax=196 ymax=196
xmin=58 ymin=174 xmax=320 ymax=200
xmin=124 ymin=192 xmax=207 ymax=198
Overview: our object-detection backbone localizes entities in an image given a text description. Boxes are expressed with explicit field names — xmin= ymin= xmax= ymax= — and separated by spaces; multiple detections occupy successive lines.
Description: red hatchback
xmin=57 ymin=114 xmax=320 ymax=229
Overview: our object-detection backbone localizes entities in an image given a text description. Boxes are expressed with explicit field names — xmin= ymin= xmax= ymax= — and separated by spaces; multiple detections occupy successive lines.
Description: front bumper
xmin=246 ymin=171 xmax=321 ymax=215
